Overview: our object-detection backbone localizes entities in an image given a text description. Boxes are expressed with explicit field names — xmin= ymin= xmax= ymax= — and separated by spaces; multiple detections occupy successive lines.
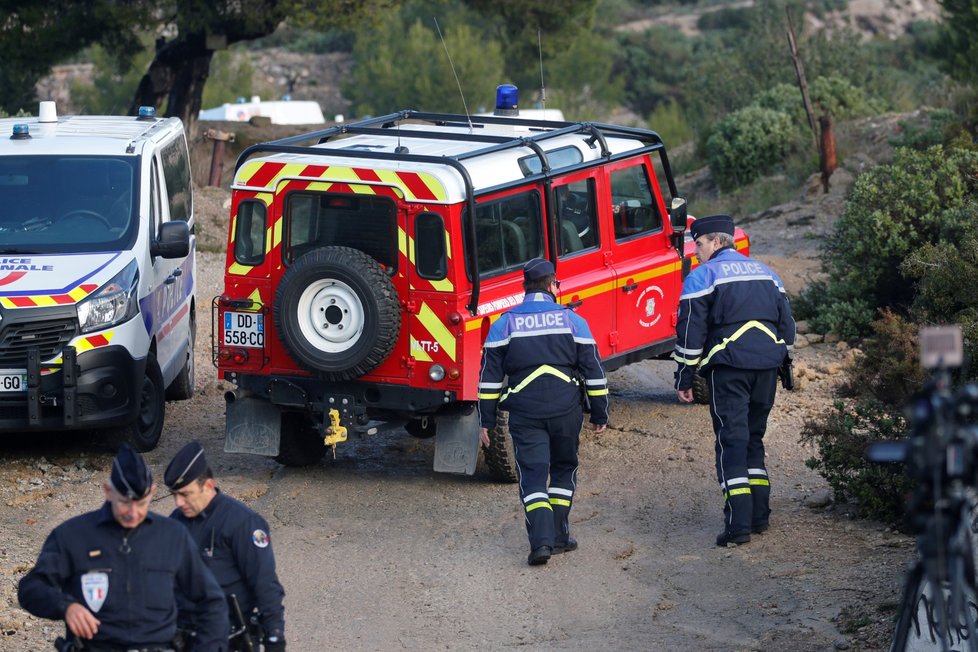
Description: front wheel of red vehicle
xmin=274 ymin=246 xmax=400 ymax=382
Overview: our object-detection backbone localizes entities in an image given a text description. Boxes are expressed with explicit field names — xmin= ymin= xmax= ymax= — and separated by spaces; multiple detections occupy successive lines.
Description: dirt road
xmin=1 ymin=115 xmax=924 ymax=649
xmin=0 ymin=247 xmax=910 ymax=651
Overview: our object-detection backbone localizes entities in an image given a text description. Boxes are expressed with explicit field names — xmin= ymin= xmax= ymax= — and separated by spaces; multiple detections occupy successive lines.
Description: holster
xmin=577 ymin=375 xmax=591 ymax=413
xmin=54 ymin=637 xmax=82 ymax=652
xmin=778 ymin=357 xmax=794 ymax=391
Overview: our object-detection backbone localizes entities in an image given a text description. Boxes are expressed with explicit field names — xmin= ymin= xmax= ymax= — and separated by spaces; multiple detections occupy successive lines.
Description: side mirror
xmin=669 ymin=197 xmax=688 ymax=231
xmin=152 ymin=221 xmax=190 ymax=259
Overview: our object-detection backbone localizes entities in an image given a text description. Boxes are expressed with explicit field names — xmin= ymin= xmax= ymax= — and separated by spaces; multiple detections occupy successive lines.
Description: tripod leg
xmin=891 ymin=562 xmax=926 ymax=652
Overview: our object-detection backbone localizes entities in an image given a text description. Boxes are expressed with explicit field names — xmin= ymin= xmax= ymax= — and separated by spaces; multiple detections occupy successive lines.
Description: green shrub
xmin=801 ymin=398 xmax=912 ymax=524
xmin=890 ymin=108 xmax=964 ymax=150
xmin=704 ymin=106 xmax=799 ymax=190
xmin=838 ymin=310 xmax=925 ymax=408
xmin=808 ymin=145 xmax=978 ymax=337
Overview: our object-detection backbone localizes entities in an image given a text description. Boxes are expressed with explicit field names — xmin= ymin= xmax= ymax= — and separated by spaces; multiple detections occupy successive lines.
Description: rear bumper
xmin=0 ymin=346 xmax=145 ymax=431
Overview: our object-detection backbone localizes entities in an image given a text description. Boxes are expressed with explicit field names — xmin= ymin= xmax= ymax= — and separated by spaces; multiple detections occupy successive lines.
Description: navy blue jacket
xmin=18 ymin=503 xmax=227 ymax=651
xmin=673 ymin=247 xmax=795 ymax=390
xmin=479 ymin=291 xmax=609 ymax=427
xmin=171 ymin=490 xmax=285 ymax=640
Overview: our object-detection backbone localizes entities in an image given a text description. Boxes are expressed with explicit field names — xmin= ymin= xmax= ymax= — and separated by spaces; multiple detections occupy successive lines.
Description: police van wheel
xmin=275 ymin=412 xmax=327 ymax=467
xmin=120 ymin=353 xmax=166 ymax=452
xmin=275 ymin=246 xmax=400 ymax=382
xmin=165 ymin=308 xmax=195 ymax=401
xmin=692 ymin=373 xmax=710 ymax=405
xmin=483 ymin=410 xmax=518 ymax=483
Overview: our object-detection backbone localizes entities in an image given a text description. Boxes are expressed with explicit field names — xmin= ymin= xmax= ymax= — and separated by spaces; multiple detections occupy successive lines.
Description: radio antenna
xmin=434 ymin=17 xmax=473 ymax=131
xmin=538 ymin=29 xmax=547 ymax=117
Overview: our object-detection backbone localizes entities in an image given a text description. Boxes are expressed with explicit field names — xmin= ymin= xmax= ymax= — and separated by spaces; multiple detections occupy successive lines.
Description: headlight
xmin=428 ymin=364 xmax=446 ymax=382
xmin=77 ymin=260 xmax=139 ymax=333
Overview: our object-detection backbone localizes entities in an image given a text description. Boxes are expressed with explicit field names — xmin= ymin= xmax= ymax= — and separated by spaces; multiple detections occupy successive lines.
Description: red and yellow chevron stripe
xmin=236 ymin=162 xmax=448 ymax=202
xmin=0 ymin=283 xmax=99 ymax=309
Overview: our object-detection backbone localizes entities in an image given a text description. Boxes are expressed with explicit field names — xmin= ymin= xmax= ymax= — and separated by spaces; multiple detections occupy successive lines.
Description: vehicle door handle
xmin=165 ymin=275 xmax=176 ymax=285
xmin=172 ymin=268 xmax=183 ymax=277
xmin=565 ymin=300 xmax=583 ymax=310
xmin=622 ymin=283 xmax=639 ymax=292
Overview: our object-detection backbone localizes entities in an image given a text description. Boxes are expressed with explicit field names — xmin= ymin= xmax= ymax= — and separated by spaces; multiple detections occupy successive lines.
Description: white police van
xmin=0 ymin=102 xmax=195 ymax=451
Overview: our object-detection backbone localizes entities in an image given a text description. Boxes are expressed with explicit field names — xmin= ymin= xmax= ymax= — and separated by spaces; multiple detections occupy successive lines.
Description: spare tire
xmin=274 ymin=246 xmax=400 ymax=381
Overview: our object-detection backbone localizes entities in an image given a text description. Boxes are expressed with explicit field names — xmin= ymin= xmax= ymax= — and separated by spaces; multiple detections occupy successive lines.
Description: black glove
xmin=778 ymin=357 xmax=794 ymax=391
xmin=264 ymin=637 xmax=286 ymax=652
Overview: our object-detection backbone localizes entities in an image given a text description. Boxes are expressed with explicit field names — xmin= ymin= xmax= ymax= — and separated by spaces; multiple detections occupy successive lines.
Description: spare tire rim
xmin=296 ymin=278 xmax=365 ymax=353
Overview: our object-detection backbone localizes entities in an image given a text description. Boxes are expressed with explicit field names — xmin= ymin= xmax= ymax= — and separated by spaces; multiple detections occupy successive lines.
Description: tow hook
xmin=323 ymin=408 xmax=348 ymax=457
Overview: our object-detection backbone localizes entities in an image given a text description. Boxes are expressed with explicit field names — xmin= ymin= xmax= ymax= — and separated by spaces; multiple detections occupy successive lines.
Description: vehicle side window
xmin=160 ymin=138 xmax=192 ymax=222
xmin=610 ymin=165 xmax=662 ymax=240
xmin=150 ymin=158 xmax=162 ymax=235
xmin=415 ymin=212 xmax=447 ymax=280
xmin=471 ymin=191 xmax=542 ymax=278
xmin=234 ymin=200 xmax=267 ymax=266
xmin=284 ymin=192 xmax=397 ymax=269
xmin=554 ymin=179 xmax=598 ymax=256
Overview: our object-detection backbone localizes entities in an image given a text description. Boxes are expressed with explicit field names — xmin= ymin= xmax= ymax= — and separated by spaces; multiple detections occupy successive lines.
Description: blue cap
xmin=164 ymin=441 xmax=209 ymax=491
xmin=523 ymin=257 xmax=555 ymax=282
xmin=689 ymin=214 xmax=734 ymax=241
xmin=110 ymin=443 xmax=153 ymax=499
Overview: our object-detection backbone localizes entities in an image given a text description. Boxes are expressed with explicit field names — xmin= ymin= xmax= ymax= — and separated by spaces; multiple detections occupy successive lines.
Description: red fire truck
xmin=213 ymin=87 xmax=749 ymax=480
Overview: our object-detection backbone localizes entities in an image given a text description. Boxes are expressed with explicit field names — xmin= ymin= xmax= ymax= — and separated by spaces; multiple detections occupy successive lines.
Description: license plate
xmin=223 ymin=311 xmax=264 ymax=348
xmin=0 ymin=370 xmax=27 ymax=393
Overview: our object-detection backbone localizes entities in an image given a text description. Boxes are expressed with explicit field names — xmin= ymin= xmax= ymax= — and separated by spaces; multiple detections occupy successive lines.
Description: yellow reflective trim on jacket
xmin=749 ymin=478 xmax=770 ymax=487
xmin=526 ymin=502 xmax=553 ymax=513
xmin=586 ymin=388 xmax=609 ymax=397
xmin=672 ymin=353 xmax=701 ymax=366
xmin=501 ymin=364 xmax=576 ymax=401
xmin=549 ymin=498 xmax=571 ymax=507
xmin=701 ymin=320 xmax=785 ymax=367
xmin=478 ymin=392 xmax=501 ymax=400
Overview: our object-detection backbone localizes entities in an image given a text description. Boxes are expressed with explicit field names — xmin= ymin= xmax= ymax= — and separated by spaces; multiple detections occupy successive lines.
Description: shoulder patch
xmin=252 ymin=529 xmax=270 ymax=548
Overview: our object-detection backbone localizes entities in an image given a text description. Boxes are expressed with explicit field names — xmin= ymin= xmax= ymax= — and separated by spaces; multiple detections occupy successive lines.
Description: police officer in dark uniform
xmin=164 ymin=442 xmax=286 ymax=652
xmin=18 ymin=443 xmax=227 ymax=652
xmin=673 ymin=215 xmax=796 ymax=546
xmin=479 ymin=258 xmax=609 ymax=566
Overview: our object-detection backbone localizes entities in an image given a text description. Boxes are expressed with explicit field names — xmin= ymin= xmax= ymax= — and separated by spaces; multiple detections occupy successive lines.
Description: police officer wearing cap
xmin=673 ymin=215 xmax=796 ymax=547
xmin=18 ymin=443 xmax=227 ymax=652
xmin=479 ymin=257 xmax=609 ymax=566
xmin=164 ymin=442 xmax=286 ymax=652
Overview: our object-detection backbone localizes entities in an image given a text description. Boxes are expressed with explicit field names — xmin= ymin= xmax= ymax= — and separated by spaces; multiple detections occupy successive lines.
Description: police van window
xmin=233 ymin=200 xmax=267 ymax=266
xmin=519 ymin=146 xmax=583 ymax=177
xmin=160 ymin=138 xmax=192 ymax=222
xmin=414 ymin=212 xmax=447 ymax=280
xmin=554 ymin=178 xmax=598 ymax=256
xmin=0 ymin=155 xmax=138 ymax=253
xmin=610 ymin=165 xmax=663 ymax=241
xmin=150 ymin=158 xmax=162 ymax=234
xmin=470 ymin=191 xmax=542 ymax=277
xmin=284 ymin=192 xmax=397 ymax=270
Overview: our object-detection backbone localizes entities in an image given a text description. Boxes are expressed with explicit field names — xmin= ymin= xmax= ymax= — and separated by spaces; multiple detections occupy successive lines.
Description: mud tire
xmin=274 ymin=247 xmax=400 ymax=382
xmin=483 ymin=409 xmax=518 ymax=483
xmin=275 ymin=411 xmax=327 ymax=467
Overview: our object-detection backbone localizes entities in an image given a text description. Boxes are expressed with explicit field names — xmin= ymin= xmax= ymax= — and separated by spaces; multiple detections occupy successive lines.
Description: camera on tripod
xmin=866 ymin=326 xmax=978 ymax=524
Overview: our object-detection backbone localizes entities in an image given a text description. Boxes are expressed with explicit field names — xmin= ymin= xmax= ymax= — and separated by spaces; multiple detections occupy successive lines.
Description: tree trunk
xmin=819 ymin=114 xmax=837 ymax=193
xmin=129 ymin=32 xmax=212 ymax=131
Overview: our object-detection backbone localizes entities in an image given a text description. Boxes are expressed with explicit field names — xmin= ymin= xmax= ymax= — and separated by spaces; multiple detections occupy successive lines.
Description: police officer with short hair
xmin=673 ymin=214 xmax=795 ymax=546
xmin=479 ymin=257 xmax=609 ymax=566
xmin=18 ymin=443 xmax=227 ymax=652
xmin=165 ymin=442 xmax=286 ymax=652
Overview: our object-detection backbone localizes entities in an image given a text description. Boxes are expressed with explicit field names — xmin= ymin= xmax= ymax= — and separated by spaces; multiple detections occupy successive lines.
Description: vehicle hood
xmin=0 ymin=252 xmax=128 ymax=308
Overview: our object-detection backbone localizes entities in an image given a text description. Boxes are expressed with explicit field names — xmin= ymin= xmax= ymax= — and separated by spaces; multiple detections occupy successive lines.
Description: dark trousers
xmin=509 ymin=409 xmax=583 ymax=550
xmin=706 ymin=365 xmax=777 ymax=535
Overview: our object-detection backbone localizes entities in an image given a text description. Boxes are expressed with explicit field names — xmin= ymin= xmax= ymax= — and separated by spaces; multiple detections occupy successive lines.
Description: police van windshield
xmin=0 ymin=155 xmax=138 ymax=253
